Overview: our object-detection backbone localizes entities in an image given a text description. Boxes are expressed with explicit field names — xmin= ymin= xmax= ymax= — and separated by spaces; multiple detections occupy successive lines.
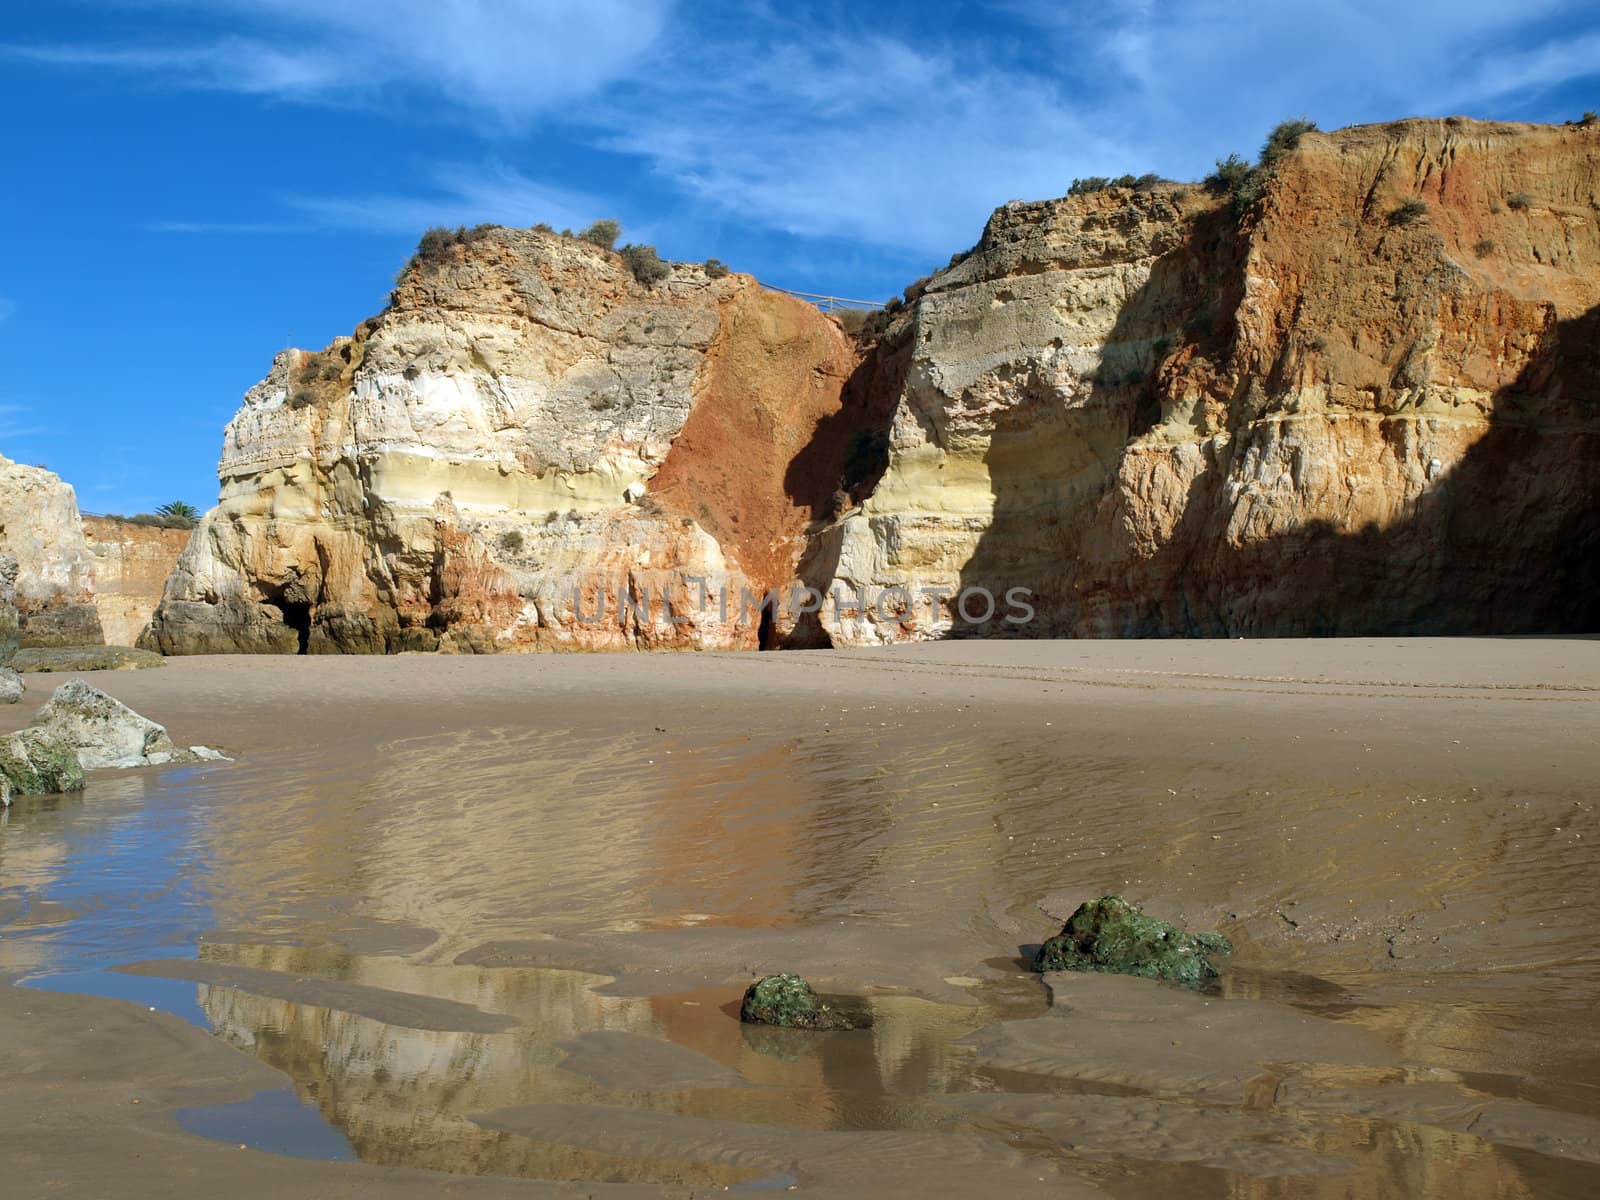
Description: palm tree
xmin=154 ymin=501 xmax=201 ymax=527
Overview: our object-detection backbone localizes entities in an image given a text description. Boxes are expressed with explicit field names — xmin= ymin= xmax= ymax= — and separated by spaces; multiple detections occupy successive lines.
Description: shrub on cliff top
xmin=835 ymin=306 xmax=893 ymax=344
xmin=1259 ymin=118 xmax=1318 ymax=170
xmin=415 ymin=226 xmax=455 ymax=262
xmin=1204 ymin=153 xmax=1261 ymax=215
xmin=580 ymin=219 xmax=621 ymax=250
xmin=903 ymin=274 xmax=935 ymax=305
xmin=1204 ymin=153 xmax=1252 ymax=197
xmin=102 ymin=511 xmax=198 ymax=530
xmin=619 ymin=243 xmax=669 ymax=286
xmin=410 ymin=224 xmax=494 ymax=270
xmin=1069 ymin=172 xmax=1165 ymax=197
xmin=154 ymin=501 xmax=200 ymax=524
xmin=703 ymin=258 xmax=730 ymax=278
xmin=1205 ymin=119 xmax=1318 ymax=218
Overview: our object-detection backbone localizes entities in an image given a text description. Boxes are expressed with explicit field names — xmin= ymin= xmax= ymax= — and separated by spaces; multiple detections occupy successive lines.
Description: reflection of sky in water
xmin=177 ymin=1089 xmax=357 ymax=1161
xmin=1 ymin=771 xmax=220 ymax=979
xmin=2 ymin=767 xmax=217 ymax=1003
xmin=26 ymin=966 xmax=209 ymax=1026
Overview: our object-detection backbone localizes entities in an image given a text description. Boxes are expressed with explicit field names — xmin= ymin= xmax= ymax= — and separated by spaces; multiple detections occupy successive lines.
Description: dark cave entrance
xmin=757 ymin=596 xmax=778 ymax=651
xmin=280 ymin=600 xmax=312 ymax=655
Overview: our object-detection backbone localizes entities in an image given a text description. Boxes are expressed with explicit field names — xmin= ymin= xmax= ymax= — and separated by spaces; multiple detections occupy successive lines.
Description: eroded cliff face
xmin=0 ymin=456 xmax=105 ymax=647
xmin=810 ymin=118 xmax=1600 ymax=641
xmin=147 ymin=118 xmax=1599 ymax=654
xmin=144 ymin=231 xmax=856 ymax=653
xmin=81 ymin=518 xmax=191 ymax=647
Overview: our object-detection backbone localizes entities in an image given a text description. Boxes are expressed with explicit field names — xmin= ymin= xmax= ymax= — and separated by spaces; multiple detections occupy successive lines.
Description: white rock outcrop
xmin=0 ymin=456 xmax=104 ymax=646
xmin=28 ymin=679 xmax=224 ymax=770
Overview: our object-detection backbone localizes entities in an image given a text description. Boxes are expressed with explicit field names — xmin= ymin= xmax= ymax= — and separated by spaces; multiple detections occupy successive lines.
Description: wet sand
xmin=1 ymin=639 xmax=1597 ymax=1197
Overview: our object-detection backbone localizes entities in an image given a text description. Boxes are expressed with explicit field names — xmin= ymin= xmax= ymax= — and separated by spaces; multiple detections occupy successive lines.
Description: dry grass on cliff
xmin=288 ymin=339 xmax=364 ymax=410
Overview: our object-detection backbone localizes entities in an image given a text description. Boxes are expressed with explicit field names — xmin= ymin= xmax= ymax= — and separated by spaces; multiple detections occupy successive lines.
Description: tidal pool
xmin=3 ymin=654 xmax=1598 ymax=1197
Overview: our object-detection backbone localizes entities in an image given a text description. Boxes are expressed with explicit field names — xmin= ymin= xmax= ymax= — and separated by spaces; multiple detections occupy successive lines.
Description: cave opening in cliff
xmin=757 ymin=596 xmax=778 ymax=650
xmin=279 ymin=600 xmax=312 ymax=654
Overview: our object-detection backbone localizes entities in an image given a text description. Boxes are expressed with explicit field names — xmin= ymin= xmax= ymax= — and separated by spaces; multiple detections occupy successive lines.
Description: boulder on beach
xmin=29 ymin=679 xmax=222 ymax=770
xmin=739 ymin=973 xmax=864 ymax=1031
xmin=0 ymin=666 xmax=21 ymax=705
xmin=1034 ymin=895 xmax=1232 ymax=986
xmin=11 ymin=646 xmax=165 ymax=673
xmin=0 ymin=728 xmax=86 ymax=800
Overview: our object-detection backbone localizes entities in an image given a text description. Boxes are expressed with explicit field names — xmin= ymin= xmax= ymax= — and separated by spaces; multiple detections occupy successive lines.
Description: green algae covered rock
xmin=1034 ymin=895 xmax=1231 ymax=986
xmin=0 ymin=554 xmax=18 ymax=669
xmin=0 ymin=729 xmax=86 ymax=797
xmin=739 ymin=973 xmax=862 ymax=1030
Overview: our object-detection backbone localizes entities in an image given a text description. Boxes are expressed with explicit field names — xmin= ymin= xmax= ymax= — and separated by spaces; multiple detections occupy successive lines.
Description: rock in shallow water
xmin=0 ymin=666 xmax=22 ymax=704
xmin=0 ymin=681 xmax=229 ymax=800
xmin=0 ymin=729 xmax=86 ymax=798
xmin=739 ymin=973 xmax=864 ymax=1031
xmin=1034 ymin=895 xmax=1232 ymax=986
xmin=29 ymin=679 xmax=221 ymax=770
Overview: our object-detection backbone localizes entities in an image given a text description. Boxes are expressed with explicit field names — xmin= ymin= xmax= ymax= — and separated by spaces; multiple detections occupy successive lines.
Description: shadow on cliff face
xmin=951 ymin=204 xmax=1248 ymax=637
xmin=1122 ymin=300 xmax=1600 ymax=636
xmin=778 ymin=329 xmax=907 ymax=649
xmin=953 ymin=208 xmax=1599 ymax=637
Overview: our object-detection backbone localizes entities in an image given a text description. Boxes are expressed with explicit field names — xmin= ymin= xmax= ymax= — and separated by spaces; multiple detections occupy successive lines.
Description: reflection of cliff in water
xmin=188 ymin=941 xmax=1600 ymax=1198
xmin=193 ymin=942 xmax=1022 ymax=1188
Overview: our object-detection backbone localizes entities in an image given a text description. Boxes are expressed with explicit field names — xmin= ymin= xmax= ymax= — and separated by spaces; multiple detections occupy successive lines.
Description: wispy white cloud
xmin=574 ymin=1 xmax=1600 ymax=256
xmin=596 ymin=28 xmax=1124 ymax=255
xmin=148 ymin=220 xmax=306 ymax=234
xmin=1003 ymin=0 xmax=1597 ymax=167
xmin=8 ymin=0 xmax=672 ymax=125
xmin=0 ymin=402 xmax=47 ymax=442
xmin=1428 ymin=30 xmax=1600 ymax=109
xmin=15 ymin=0 xmax=1600 ymax=260
xmin=9 ymin=37 xmax=342 ymax=94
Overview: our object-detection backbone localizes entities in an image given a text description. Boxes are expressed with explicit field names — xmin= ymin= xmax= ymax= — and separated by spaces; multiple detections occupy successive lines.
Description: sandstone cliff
xmin=147 ymin=118 xmax=1599 ymax=653
xmin=81 ymin=517 xmax=191 ymax=647
xmin=0 ymin=456 xmax=105 ymax=647
xmin=808 ymin=118 xmax=1600 ymax=641
xmin=143 ymin=232 xmax=856 ymax=653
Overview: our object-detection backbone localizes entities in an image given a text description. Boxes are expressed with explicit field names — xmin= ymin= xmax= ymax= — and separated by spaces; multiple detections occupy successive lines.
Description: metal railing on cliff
xmin=763 ymin=286 xmax=882 ymax=313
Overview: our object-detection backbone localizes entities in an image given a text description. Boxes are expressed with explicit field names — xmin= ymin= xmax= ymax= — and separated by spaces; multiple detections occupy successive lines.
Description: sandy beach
xmin=2 ymin=639 xmax=1598 ymax=1198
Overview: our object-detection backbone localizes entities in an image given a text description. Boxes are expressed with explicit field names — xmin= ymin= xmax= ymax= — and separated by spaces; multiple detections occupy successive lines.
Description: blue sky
xmin=3 ymin=1 xmax=1597 ymax=514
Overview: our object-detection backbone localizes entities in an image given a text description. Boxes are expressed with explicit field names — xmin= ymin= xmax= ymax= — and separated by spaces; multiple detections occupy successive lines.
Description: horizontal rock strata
xmin=145 ymin=118 xmax=1599 ymax=653
xmin=811 ymin=118 xmax=1600 ymax=641
xmin=145 ymin=233 xmax=856 ymax=653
